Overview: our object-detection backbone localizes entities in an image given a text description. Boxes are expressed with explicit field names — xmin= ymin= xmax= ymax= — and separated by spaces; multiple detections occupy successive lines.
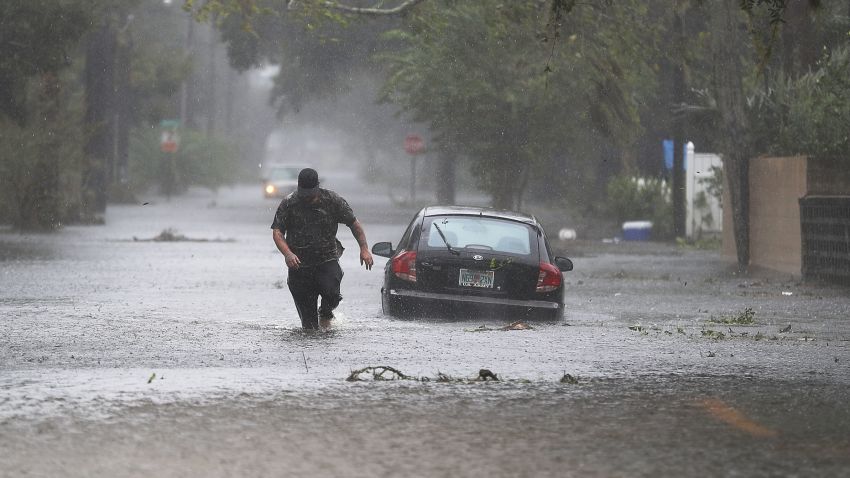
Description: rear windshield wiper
xmin=432 ymin=223 xmax=460 ymax=255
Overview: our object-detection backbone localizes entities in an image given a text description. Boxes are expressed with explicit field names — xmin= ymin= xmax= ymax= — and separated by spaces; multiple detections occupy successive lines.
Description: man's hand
xmin=285 ymin=252 xmax=301 ymax=270
xmin=360 ymin=248 xmax=374 ymax=270
xmin=349 ymin=220 xmax=373 ymax=270
xmin=273 ymin=229 xmax=300 ymax=269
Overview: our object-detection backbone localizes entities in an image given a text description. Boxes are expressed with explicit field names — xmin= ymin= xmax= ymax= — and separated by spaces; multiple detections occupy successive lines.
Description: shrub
xmin=751 ymin=46 xmax=850 ymax=159
xmin=606 ymin=175 xmax=673 ymax=239
xmin=129 ymin=127 xmax=240 ymax=195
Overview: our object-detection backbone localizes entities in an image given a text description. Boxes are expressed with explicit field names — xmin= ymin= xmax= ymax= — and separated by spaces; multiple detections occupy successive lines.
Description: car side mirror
xmin=372 ymin=242 xmax=394 ymax=258
xmin=554 ymin=256 xmax=573 ymax=272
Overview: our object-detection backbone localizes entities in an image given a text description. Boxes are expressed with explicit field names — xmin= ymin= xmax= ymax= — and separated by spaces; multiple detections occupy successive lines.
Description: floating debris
xmin=133 ymin=228 xmax=235 ymax=243
xmin=466 ymin=320 xmax=534 ymax=332
xmin=701 ymin=329 xmax=726 ymax=340
xmin=347 ymin=367 xmax=505 ymax=383
xmin=345 ymin=367 xmax=585 ymax=384
xmin=347 ymin=366 xmax=412 ymax=382
xmin=709 ymin=307 xmax=755 ymax=325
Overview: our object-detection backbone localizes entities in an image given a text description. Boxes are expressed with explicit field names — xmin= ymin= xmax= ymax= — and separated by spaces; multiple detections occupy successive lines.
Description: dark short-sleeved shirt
xmin=271 ymin=188 xmax=357 ymax=267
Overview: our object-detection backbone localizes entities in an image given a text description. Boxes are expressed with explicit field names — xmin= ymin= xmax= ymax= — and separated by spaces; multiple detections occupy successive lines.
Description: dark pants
xmin=287 ymin=260 xmax=344 ymax=329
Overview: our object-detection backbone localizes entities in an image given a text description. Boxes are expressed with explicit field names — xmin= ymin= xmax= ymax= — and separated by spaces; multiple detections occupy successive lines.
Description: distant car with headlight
xmin=371 ymin=206 xmax=573 ymax=319
xmin=262 ymin=163 xmax=305 ymax=199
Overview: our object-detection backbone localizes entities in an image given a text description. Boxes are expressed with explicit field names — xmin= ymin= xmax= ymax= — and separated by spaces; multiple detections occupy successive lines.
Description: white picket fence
xmin=685 ymin=143 xmax=723 ymax=239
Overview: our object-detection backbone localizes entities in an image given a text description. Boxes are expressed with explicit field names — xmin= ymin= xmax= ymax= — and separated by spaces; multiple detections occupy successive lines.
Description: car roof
xmin=265 ymin=163 xmax=307 ymax=170
xmin=421 ymin=205 xmax=540 ymax=227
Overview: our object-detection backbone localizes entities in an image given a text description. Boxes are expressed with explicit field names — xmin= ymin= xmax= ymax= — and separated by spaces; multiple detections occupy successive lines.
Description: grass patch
xmin=676 ymin=236 xmax=721 ymax=250
xmin=709 ymin=307 xmax=755 ymax=325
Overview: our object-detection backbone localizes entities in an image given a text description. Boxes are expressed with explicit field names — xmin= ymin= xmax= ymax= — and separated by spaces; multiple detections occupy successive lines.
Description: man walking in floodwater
xmin=271 ymin=168 xmax=374 ymax=329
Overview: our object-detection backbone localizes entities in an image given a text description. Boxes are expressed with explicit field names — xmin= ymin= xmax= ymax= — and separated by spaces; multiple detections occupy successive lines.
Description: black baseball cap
xmin=296 ymin=168 xmax=319 ymax=197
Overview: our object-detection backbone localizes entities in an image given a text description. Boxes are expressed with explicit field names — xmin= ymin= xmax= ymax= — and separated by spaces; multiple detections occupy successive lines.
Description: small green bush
xmin=129 ymin=127 xmax=240 ymax=195
xmin=606 ymin=175 xmax=673 ymax=239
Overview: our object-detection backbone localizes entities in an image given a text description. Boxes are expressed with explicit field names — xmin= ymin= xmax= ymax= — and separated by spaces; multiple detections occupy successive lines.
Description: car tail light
xmin=392 ymin=250 xmax=417 ymax=282
xmin=536 ymin=262 xmax=562 ymax=292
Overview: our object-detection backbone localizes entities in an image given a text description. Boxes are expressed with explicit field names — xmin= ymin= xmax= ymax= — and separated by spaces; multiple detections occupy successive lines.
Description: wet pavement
xmin=2 ymin=172 xmax=849 ymax=477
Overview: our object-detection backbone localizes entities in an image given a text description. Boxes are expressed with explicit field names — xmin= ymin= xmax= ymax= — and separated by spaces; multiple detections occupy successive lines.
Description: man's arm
xmin=272 ymin=228 xmax=301 ymax=269
xmin=348 ymin=220 xmax=374 ymax=270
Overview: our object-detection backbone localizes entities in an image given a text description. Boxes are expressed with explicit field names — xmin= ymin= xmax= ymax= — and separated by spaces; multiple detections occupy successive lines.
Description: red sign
xmin=160 ymin=130 xmax=179 ymax=153
xmin=404 ymin=133 xmax=425 ymax=155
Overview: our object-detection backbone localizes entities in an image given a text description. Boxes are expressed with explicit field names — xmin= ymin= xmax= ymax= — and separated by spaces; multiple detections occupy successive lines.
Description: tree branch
xmin=670 ymin=102 xmax=717 ymax=116
xmin=318 ymin=0 xmax=428 ymax=16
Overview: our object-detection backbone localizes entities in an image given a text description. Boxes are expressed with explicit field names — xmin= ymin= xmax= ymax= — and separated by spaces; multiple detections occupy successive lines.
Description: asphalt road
xmin=1 ymin=172 xmax=849 ymax=477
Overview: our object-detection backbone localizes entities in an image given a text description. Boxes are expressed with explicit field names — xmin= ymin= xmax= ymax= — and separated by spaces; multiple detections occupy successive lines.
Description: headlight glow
xmin=265 ymin=184 xmax=275 ymax=194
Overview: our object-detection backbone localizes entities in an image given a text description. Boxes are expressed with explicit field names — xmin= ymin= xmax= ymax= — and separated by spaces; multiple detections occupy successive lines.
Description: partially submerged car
xmin=371 ymin=206 xmax=573 ymax=319
xmin=262 ymin=163 xmax=305 ymax=199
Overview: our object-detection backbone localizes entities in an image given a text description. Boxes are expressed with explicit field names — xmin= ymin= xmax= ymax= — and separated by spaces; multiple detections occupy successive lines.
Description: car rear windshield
xmin=424 ymin=216 xmax=535 ymax=255
xmin=269 ymin=167 xmax=300 ymax=181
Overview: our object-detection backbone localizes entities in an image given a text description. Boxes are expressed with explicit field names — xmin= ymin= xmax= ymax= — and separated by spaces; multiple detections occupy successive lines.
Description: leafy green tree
xmin=752 ymin=45 xmax=850 ymax=160
xmin=0 ymin=75 xmax=87 ymax=229
xmin=0 ymin=0 xmax=95 ymax=123
xmin=0 ymin=0 xmax=101 ymax=229
xmin=379 ymin=1 xmax=658 ymax=209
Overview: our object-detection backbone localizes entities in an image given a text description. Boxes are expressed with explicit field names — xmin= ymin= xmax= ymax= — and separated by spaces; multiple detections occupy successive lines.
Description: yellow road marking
xmin=701 ymin=398 xmax=779 ymax=438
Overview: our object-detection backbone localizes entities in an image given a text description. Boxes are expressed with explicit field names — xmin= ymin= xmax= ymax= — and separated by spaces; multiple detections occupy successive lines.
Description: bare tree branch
xmin=318 ymin=0 xmax=428 ymax=16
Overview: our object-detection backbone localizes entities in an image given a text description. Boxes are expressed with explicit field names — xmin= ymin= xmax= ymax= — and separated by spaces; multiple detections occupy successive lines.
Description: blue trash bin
xmin=622 ymin=221 xmax=653 ymax=241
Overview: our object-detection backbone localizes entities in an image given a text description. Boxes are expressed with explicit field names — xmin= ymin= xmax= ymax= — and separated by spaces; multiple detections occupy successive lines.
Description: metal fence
xmin=799 ymin=196 xmax=850 ymax=285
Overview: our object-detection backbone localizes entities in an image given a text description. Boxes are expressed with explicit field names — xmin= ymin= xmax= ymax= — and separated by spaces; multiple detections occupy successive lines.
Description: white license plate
xmin=459 ymin=269 xmax=495 ymax=288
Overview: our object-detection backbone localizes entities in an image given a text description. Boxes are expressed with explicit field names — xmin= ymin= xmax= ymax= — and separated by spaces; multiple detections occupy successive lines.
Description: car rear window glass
xmin=425 ymin=216 xmax=533 ymax=255
xmin=269 ymin=167 xmax=299 ymax=181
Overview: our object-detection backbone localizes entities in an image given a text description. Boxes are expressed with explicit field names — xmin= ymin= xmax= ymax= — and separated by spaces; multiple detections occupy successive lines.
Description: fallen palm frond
xmin=708 ymin=307 xmax=756 ymax=325
xmin=466 ymin=320 xmax=534 ymax=332
xmin=346 ymin=367 xmax=580 ymax=384
xmin=346 ymin=366 xmax=413 ymax=381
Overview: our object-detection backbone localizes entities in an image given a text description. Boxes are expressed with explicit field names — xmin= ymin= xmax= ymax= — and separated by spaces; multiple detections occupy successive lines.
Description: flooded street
xmin=2 ymin=173 xmax=849 ymax=477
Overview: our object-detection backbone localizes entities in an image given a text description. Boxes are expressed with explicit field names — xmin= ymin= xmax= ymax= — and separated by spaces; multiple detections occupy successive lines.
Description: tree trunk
xmin=711 ymin=1 xmax=751 ymax=271
xmin=224 ymin=64 xmax=235 ymax=135
xmin=780 ymin=0 xmax=818 ymax=77
xmin=435 ymin=147 xmax=456 ymax=205
xmin=490 ymin=161 xmax=514 ymax=210
xmin=113 ymin=30 xmax=132 ymax=197
xmin=672 ymin=5 xmax=687 ymax=239
xmin=83 ymin=23 xmax=117 ymax=219
xmin=16 ymin=75 xmax=64 ymax=230
xmin=515 ymin=158 xmax=531 ymax=211
xmin=206 ymin=22 xmax=217 ymax=137
xmin=179 ymin=12 xmax=195 ymax=130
